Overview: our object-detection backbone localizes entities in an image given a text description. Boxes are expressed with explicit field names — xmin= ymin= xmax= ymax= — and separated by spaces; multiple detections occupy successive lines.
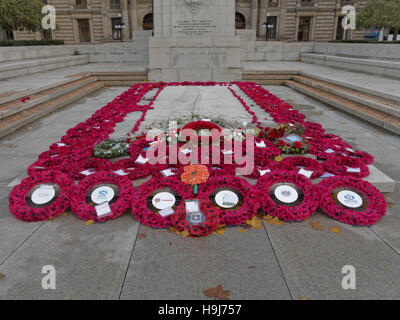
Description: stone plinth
xmin=148 ymin=0 xmax=242 ymax=82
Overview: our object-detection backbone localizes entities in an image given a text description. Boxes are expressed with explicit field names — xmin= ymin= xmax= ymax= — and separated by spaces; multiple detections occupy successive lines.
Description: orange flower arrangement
xmin=181 ymin=164 xmax=209 ymax=186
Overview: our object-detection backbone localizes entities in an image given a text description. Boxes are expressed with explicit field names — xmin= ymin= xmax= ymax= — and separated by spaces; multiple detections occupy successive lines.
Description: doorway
xmin=143 ymin=14 xmax=153 ymax=31
xmin=235 ymin=12 xmax=246 ymax=29
xmin=77 ymin=19 xmax=91 ymax=42
xmin=297 ymin=17 xmax=312 ymax=41
xmin=112 ymin=17 xmax=122 ymax=40
xmin=336 ymin=16 xmax=344 ymax=40
xmin=266 ymin=16 xmax=277 ymax=39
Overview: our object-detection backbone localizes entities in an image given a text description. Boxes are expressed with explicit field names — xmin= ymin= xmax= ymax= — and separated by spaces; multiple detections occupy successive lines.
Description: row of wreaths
xmin=9 ymin=169 xmax=386 ymax=237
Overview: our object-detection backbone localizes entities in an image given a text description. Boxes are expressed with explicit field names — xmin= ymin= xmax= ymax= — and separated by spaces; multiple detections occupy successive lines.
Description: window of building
xmin=235 ymin=12 xmax=246 ymax=29
xmin=112 ymin=17 xmax=122 ymax=40
xmin=143 ymin=14 xmax=153 ymax=31
xmin=300 ymin=0 xmax=314 ymax=7
xmin=267 ymin=0 xmax=279 ymax=7
xmin=110 ymin=0 xmax=121 ymax=10
xmin=77 ymin=19 xmax=91 ymax=42
xmin=297 ymin=17 xmax=312 ymax=41
xmin=42 ymin=29 xmax=52 ymax=41
xmin=75 ymin=0 xmax=87 ymax=9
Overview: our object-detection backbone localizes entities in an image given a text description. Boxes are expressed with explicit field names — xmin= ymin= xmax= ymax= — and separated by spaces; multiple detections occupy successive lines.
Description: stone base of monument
xmin=148 ymin=36 xmax=243 ymax=82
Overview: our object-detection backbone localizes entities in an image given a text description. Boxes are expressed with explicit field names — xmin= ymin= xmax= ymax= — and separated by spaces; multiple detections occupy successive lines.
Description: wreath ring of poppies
xmin=197 ymin=176 xmax=260 ymax=225
xmin=255 ymin=170 xmax=319 ymax=221
xmin=323 ymin=155 xmax=370 ymax=178
xmin=253 ymin=138 xmax=282 ymax=166
xmin=276 ymin=156 xmax=324 ymax=179
xmin=129 ymin=138 xmax=150 ymax=161
xmin=9 ymin=170 xmax=74 ymax=222
xmin=173 ymin=200 xmax=220 ymax=237
xmin=112 ymin=158 xmax=152 ymax=181
xmin=131 ymin=177 xmax=193 ymax=229
xmin=70 ymin=171 xmax=134 ymax=222
xmin=317 ymin=176 xmax=386 ymax=226
xmin=67 ymin=158 xmax=113 ymax=181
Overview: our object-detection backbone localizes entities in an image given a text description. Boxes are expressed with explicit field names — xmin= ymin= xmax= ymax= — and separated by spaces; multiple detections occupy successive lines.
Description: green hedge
xmin=0 ymin=40 xmax=64 ymax=47
xmin=329 ymin=40 xmax=400 ymax=44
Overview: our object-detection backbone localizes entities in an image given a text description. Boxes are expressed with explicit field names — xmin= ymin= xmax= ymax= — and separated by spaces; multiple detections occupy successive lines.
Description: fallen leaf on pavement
xmin=85 ymin=220 xmax=95 ymax=226
xmin=309 ymin=221 xmax=323 ymax=231
xmin=181 ymin=230 xmax=189 ymax=237
xmin=264 ymin=215 xmax=285 ymax=226
xmin=137 ymin=233 xmax=147 ymax=240
xmin=0 ymin=273 xmax=5 ymax=280
xmin=330 ymin=226 xmax=340 ymax=233
xmin=246 ymin=216 xmax=263 ymax=229
xmin=239 ymin=228 xmax=248 ymax=233
xmin=4 ymin=144 xmax=16 ymax=148
xmin=298 ymin=296 xmax=312 ymax=300
xmin=203 ymin=285 xmax=230 ymax=300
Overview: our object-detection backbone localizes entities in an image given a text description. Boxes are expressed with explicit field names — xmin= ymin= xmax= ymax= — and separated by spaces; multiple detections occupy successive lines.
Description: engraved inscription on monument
xmin=172 ymin=0 xmax=216 ymax=36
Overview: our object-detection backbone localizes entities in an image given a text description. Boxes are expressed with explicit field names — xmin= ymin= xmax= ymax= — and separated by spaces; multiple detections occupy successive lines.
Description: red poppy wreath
xmin=323 ymin=155 xmax=370 ymax=178
xmin=67 ymin=158 xmax=113 ymax=180
xmin=253 ymin=138 xmax=282 ymax=166
xmin=276 ymin=156 xmax=324 ymax=179
xmin=70 ymin=171 xmax=134 ymax=222
xmin=9 ymin=170 xmax=74 ymax=222
xmin=173 ymin=200 xmax=220 ymax=237
xmin=254 ymin=170 xmax=319 ymax=221
xmin=28 ymin=158 xmax=72 ymax=176
xmin=317 ymin=176 xmax=386 ymax=226
xmin=131 ymin=177 xmax=193 ymax=228
xmin=197 ymin=176 xmax=260 ymax=225
xmin=112 ymin=158 xmax=151 ymax=181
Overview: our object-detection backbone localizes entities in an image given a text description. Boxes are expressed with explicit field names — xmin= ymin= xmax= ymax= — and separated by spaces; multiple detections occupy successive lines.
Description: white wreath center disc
xmin=152 ymin=192 xmax=176 ymax=210
xmin=337 ymin=190 xmax=363 ymax=208
xmin=274 ymin=185 xmax=299 ymax=204
xmin=91 ymin=186 xmax=115 ymax=205
xmin=215 ymin=190 xmax=239 ymax=208
xmin=31 ymin=185 xmax=56 ymax=205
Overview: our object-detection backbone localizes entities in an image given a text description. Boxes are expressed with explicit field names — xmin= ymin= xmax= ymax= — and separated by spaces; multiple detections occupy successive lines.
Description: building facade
xmin=13 ymin=0 xmax=365 ymax=43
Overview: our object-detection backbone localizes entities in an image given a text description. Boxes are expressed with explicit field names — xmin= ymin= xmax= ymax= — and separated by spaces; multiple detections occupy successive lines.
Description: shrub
xmin=0 ymin=40 xmax=64 ymax=47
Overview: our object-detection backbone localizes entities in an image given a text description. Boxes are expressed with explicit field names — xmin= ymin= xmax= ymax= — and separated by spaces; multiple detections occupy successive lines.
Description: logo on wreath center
xmin=344 ymin=193 xmax=356 ymax=203
xmin=184 ymin=0 xmax=204 ymax=14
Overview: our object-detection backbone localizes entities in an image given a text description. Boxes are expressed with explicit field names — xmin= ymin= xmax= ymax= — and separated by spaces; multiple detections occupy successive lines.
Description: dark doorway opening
xmin=78 ymin=19 xmax=91 ymax=42
xmin=235 ymin=12 xmax=246 ymax=29
xmin=143 ymin=13 xmax=153 ymax=30
xmin=297 ymin=17 xmax=311 ymax=41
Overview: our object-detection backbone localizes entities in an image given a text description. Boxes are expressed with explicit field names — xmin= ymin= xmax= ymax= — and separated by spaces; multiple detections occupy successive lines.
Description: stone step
xmin=292 ymin=75 xmax=400 ymax=118
xmin=285 ymin=80 xmax=400 ymax=136
xmin=0 ymin=76 xmax=98 ymax=120
xmin=0 ymin=55 xmax=89 ymax=80
xmin=0 ymin=81 xmax=103 ymax=139
xmin=0 ymin=73 xmax=90 ymax=105
xmin=301 ymin=52 xmax=400 ymax=79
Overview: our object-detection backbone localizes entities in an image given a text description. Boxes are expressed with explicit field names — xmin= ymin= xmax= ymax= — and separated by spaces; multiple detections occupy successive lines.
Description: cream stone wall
xmin=12 ymin=0 xmax=367 ymax=44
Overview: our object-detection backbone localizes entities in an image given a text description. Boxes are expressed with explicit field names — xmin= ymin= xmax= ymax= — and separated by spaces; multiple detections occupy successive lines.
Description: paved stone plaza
xmin=0 ymin=67 xmax=399 ymax=299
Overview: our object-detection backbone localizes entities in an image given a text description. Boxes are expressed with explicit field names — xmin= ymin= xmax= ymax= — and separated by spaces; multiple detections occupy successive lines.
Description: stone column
xmin=258 ymin=0 xmax=266 ymax=37
xmin=131 ymin=0 xmax=139 ymax=34
xmin=250 ymin=0 xmax=258 ymax=30
xmin=121 ymin=0 xmax=130 ymax=40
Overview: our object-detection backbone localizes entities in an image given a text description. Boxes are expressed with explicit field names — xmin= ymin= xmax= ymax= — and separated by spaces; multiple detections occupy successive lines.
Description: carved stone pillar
xmin=250 ymin=0 xmax=259 ymax=30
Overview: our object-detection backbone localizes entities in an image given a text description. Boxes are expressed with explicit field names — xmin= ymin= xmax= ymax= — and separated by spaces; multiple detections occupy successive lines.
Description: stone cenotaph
xmin=148 ymin=0 xmax=242 ymax=82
